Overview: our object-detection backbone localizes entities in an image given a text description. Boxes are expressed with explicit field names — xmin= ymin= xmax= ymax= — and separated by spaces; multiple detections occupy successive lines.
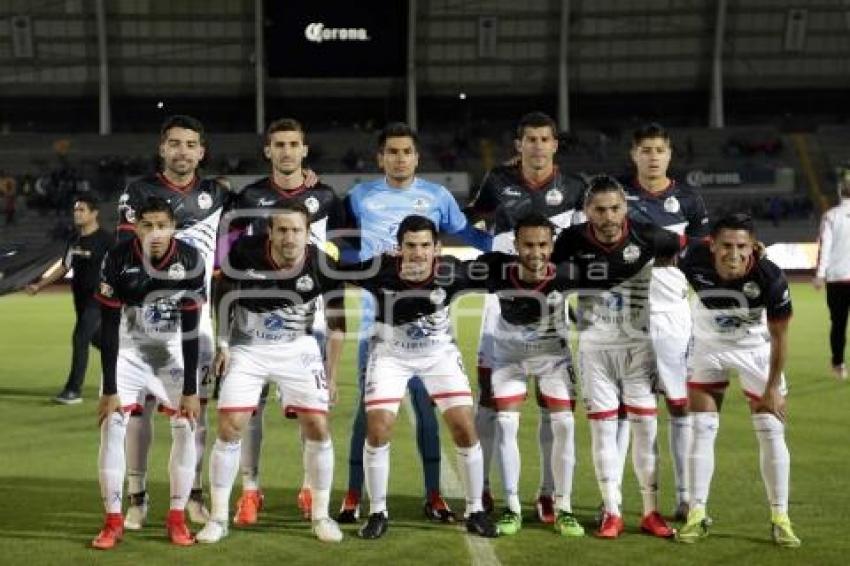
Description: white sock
xmin=549 ymin=411 xmax=576 ymax=513
xmin=538 ymin=408 xmax=555 ymax=497
xmin=629 ymin=413 xmax=660 ymax=516
xmin=669 ymin=415 xmax=692 ymax=506
xmin=193 ymin=401 xmax=208 ymax=491
xmin=590 ymin=418 xmax=620 ymax=516
xmin=304 ymin=438 xmax=333 ymax=520
xmin=475 ymin=404 xmax=496 ymax=491
xmin=689 ymin=412 xmax=719 ymax=511
xmin=496 ymin=411 xmax=521 ymax=514
xmin=364 ymin=442 xmax=390 ymax=516
xmin=99 ymin=411 xmax=128 ymax=514
xmin=125 ymin=398 xmax=155 ymax=495
xmin=614 ymin=415 xmax=630 ymax=506
xmin=240 ymin=402 xmax=265 ymax=491
xmin=752 ymin=413 xmax=790 ymax=516
xmin=169 ymin=416 xmax=197 ymax=511
xmin=209 ymin=438 xmax=241 ymax=522
xmin=456 ymin=442 xmax=484 ymax=515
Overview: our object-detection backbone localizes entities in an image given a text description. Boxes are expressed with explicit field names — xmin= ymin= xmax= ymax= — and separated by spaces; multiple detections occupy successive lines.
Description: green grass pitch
xmin=0 ymin=285 xmax=848 ymax=565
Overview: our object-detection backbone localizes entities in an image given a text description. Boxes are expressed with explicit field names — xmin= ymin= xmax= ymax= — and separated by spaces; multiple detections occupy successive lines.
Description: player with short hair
xmin=624 ymin=122 xmax=710 ymax=520
xmin=676 ymin=213 xmax=800 ymax=547
xmin=343 ymin=215 xmax=497 ymax=540
xmin=466 ymin=111 xmax=586 ymax=521
xmin=91 ymin=197 xmax=206 ymax=549
xmin=336 ymin=122 xmax=491 ymax=524
xmin=552 ymin=175 xmax=681 ymax=539
xmin=116 ymin=115 xmax=228 ymax=528
xmin=221 ymin=117 xmax=346 ymax=524
xmin=196 ymin=202 xmax=346 ymax=544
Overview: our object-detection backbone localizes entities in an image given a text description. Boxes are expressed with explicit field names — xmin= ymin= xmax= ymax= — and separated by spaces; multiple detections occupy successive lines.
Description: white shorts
xmin=218 ymin=336 xmax=329 ymax=415
xmin=491 ymin=354 xmax=576 ymax=410
xmin=688 ymin=341 xmax=787 ymax=401
xmin=364 ymin=342 xmax=473 ymax=414
xmin=649 ymin=309 xmax=692 ymax=406
xmin=578 ymin=341 xmax=656 ymax=418
xmin=476 ymin=294 xmax=500 ymax=370
xmin=116 ymin=342 xmax=194 ymax=416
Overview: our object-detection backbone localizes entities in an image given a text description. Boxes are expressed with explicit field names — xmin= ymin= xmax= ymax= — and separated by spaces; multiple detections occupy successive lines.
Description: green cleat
xmin=554 ymin=511 xmax=585 ymax=537
xmin=496 ymin=509 xmax=522 ymax=536
xmin=771 ymin=514 xmax=801 ymax=548
xmin=676 ymin=507 xmax=711 ymax=544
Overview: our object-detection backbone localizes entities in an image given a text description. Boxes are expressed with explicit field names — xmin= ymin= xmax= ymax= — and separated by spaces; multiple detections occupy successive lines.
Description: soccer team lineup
xmin=51 ymin=111 xmax=805 ymax=552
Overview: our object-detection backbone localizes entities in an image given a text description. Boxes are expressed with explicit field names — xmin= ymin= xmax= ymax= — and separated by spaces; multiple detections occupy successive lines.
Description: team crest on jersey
xmin=197 ymin=193 xmax=213 ymax=210
xmin=742 ymin=281 xmax=761 ymax=299
xmin=412 ymin=198 xmax=430 ymax=212
xmin=168 ymin=263 xmax=186 ymax=280
xmin=99 ymin=282 xmax=114 ymax=297
xmin=622 ymin=244 xmax=641 ymax=263
xmin=296 ymin=274 xmax=314 ymax=292
xmin=546 ymin=290 xmax=564 ymax=305
xmin=430 ymin=287 xmax=447 ymax=305
xmin=663 ymin=196 xmax=680 ymax=213
xmin=545 ymin=188 xmax=563 ymax=206
xmin=304 ymin=196 xmax=320 ymax=215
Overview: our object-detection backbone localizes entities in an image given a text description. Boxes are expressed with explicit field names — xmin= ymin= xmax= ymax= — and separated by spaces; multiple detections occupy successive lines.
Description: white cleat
xmin=196 ymin=519 xmax=228 ymax=544
xmin=312 ymin=517 xmax=343 ymax=543
xmin=187 ymin=497 xmax=211 ymax=524
xmin=123 ymin=500 xmax=148 ymax=531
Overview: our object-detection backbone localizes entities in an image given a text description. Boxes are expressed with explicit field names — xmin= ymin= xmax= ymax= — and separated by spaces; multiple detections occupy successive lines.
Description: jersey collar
xmin=509 ymin=262 xmax=555 ymax=292
xmin=156 ymin=172 xmax=198 ymax=194
xmin=396 ymin=256 xmax=436 ymax=288
xmin=585 ymin=218 xmax=631 ymax=252
xmin=133 ymin=237 xmax=177 ymax=271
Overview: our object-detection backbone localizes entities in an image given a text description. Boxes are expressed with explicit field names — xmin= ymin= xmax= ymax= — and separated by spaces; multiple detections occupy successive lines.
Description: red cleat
xmin=297 ymin=486 xmax=313 ymax=521
xmin=91 ymin=513 xmax=124 ymax=550
xmin=595 ymin=513 xmax=625 ymax=539
xmin=166 ymin=510 xmax=195 ymax=546
xmin=424 ymin=491 xmax=457 ymax=523
xmin=234 ymin=489 xmax=264 ymax=526
xmin=535 ymin=494 xmax=556 ymax=524
xmin=640 ymin=511 xmax=675 ymax=538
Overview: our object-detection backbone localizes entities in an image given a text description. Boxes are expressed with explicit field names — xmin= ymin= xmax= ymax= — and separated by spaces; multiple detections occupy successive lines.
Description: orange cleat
xmin=297 ymin=486 xmax=313 ymax=521
xmin=595 ymin=513 xmax=625 ymax=539
xmin=234 ymin=489 xmax=264 ymax=526
xmin=91 ymin=514 xmax=124 ymax=550
xmin=424 ymin=492 xmax=457 ymax=523
xmin=535 ymin=494 xmax=556 ymax=524
xmin=166 ymin=510 xmax=195 ymax=546
xmin=640 ymin=511 xmax=675 ymax=538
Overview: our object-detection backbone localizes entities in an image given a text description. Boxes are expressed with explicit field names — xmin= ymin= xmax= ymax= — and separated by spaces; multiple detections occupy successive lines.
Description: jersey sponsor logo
xmin=257 ymin=198 xmax=276 ymax=207
xmin=430 ymin=287 xmax=447 ymax=304
xmin=304 ymin=22 xmax=370 ymax=44
xmin=99 ymin=282 xmax=114 ymax=297
xmin=742 ymin=281 xmax=761 ymax=299
xmin=622 ymin=244 xmax=641 ymax=263
xmin=264 ymin=314 xmax=286 ymax=330
xmin=406 ymin=324 xmax=431 ymax=339
xmin=545 ymin=188 xmax=564 ymax=206
xmin=245 ymin=268 xmax=267 ymax=280
xmin=304 ymin=196 xmax=320 ymax=215
xmin=144 ymin=305 xmax=164 ymax=323
xmin=296 ymin=274 xmax=314 ymax=292
xmin=502 ymin=187 xmax=522 ymax=197
xmin=168 ymin=263 xmax=186 ymax=280
xmin=693 ymin=273 xmax=715 ymax=286
xmin=663 ymin=196 xmax=680 ymax=213
xmin=604 ymin=291 xmax=625 ymax=311
xmin=197 ymin=193 xmax=213 ymax=210
xmin=124 ymin=267 xmax=140 ymax=274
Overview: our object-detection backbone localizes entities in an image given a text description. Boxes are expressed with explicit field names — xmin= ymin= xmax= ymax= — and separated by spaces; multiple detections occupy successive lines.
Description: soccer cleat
xmin=424 ymin=492 xmax=457 ymax=523
xmin=196 ymin=519 xmax=228 ymax=544
xmin=771 ymin=514 xmax=801 ymax=548
xmin=166 ymin=510 xmax=195 ymax=546
xmin=496 ymin=509 xmax=522 ymax=536
xmin=297 ymin=486 xmax=313 ymax=521
xmin=466 ymin=511 xmax=499 ymax=538
xmin=595 ymin=513 xmax=625 ymax=539
xmin=554 ymin=511 xmax=585 ymax=537
xmin=123 ymin=492 xmax=148 ymax=530
xmin=336 ymin=491 xmax=360 ymax=524
xmin=640 ymin=511 xmax=675 ymax=538
xmin=91 ymin=514 xmax=123 ymax=550
xmin=676 ymin=507 xmax=712 ymax=543
xmin=313 ymin=517 xmax=344 ymax=543
xmin=481 ymin=489 xmax=495 ymax=515
xmin=54 ymin=389 xmax=82 ymax=405
xmin=233 ymin=489 xmax=263 ymax=526
xmin=187 ymin=489 xmax=210 ymax=524
xmin=535 ymin=494 xmax=556 ymax=524
xmin=673 ymin=501 xmax=690 ymax=523
xmin=358 ymin=512 xmax=389 ymax=540
xmin=832 ymin=364 xmax=848 ymax=381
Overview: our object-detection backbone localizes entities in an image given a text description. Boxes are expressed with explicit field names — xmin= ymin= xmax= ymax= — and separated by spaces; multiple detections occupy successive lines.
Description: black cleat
xmin=466 ymin=511 xmax=499 ymax=538
xmin=54 ymin=390 xmax=82 ymax=405
xmin=358 ymin=512 xmax=389 ymax=540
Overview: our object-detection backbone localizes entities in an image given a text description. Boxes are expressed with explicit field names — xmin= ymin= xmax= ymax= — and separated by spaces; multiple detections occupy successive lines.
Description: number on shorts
xmin=313 ymin=368 xmax=327 ymax=390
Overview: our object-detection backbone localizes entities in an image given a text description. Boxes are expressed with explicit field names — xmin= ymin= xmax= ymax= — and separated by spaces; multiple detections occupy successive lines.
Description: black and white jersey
xmin=477 ymin=252 xmax=577 ymax=360
xmin=225 ymin=177 xmax=346 ymax=244
xmin=223 ymin=236 xmax=343 ymax=345
xmin=468 ymin=165 xmax=586 ymax=252
xmin=95 ymin=237 xmax=205 ymax=343
xmin=678 ymin=242 xmax=792 ymax=348
xmin=552 ymin=220 xmax=682 ymax=346
xmin=62 ymin=228 xmax=114 ymax=298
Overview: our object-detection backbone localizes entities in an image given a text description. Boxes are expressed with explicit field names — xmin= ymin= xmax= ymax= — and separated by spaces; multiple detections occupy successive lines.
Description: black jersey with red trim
xmin=223 ymin=235 xmax=343 ymax=345
xmin=551 ymin=220 xmax=682 ymax=345
xmin=95 ymin=237 xmax=205 ymax=342
xmin=467 ymin=165 xmax=586 ymax=252
xmin=678 ymin=242 xmax=792 ymax=347
xmin=622 ymin=177 xmax=709 ymax=238
xmin=225 ymin=177 xmax=345 ymax=244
